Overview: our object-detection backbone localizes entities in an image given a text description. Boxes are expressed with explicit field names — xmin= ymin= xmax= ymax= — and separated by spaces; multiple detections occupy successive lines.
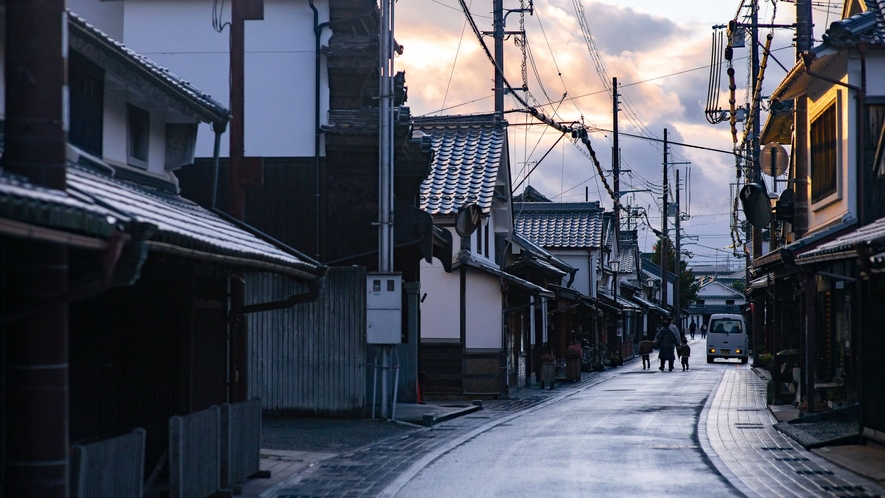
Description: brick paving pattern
xmin=703 ymin=368 xmax=884 ymax=498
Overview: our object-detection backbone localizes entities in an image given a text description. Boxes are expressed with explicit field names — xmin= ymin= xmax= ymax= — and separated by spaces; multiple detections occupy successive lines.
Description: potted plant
xmin=565 ymin=344 xmax=582 ymax=381
xmin=540 ymin=353 xmax=556 ymax=389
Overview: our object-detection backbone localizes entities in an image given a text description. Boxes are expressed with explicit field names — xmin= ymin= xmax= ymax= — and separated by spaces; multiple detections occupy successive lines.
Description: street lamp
xmin=610 ymin=259 xmax=621 ymax=296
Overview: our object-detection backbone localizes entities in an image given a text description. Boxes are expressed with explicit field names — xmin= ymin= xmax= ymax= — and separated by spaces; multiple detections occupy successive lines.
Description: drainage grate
xmin=774 ymin=457 xmax=809 ymax=462
xmin=736 ymin=408 xmax=762 ymax=411
xmin=761 ymin=447 xmax=795 ymax=451
xmin=734 ymin=423 xmax=765 ymax=429
xmin=603 ymin=389 xmax=636 ymax=392
xmin=795 ymin=470 xmax=834 ymax=475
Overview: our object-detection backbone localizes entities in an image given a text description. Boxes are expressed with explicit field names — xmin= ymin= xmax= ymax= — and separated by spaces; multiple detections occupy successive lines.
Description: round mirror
xmin=455 ymin=203 xmax=481 ymax=237
xmin=760 ymin=142 xmax=788 ymax=177
xmin=739 ymin=183 xmax=771 ymax=227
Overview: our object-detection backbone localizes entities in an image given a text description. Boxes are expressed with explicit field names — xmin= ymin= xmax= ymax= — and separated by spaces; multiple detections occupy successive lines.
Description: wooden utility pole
xmin=229 ymin=0 xmax=264 ymax=403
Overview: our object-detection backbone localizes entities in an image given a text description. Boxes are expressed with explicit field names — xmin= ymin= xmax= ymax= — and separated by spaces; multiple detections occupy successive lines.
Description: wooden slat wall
xmin=246 ymin=267 xmax=366 ymax=416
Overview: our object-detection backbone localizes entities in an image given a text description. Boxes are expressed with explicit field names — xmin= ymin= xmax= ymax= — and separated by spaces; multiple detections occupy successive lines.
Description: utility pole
xmin=494 ymin=0 xmax=504 ymax=118
xmin=750 ymin=0 xmax=764 ymax=374
xmin=378 ymin=0 xmax=396 ymax=419
xmin=795 ymin=0 xmax=815 ymax=413
xmin=674 ymin=169 xmax=682 ymax=330
xmin=612 ymin=77 xmax=621 ymax=348
xmin=613 ymin=76 xmax=620 ymax=238
xmin=661 ymin=129 xmax=669 ymax=312
xmin=229 ymin=0 xmax=264 ymax=403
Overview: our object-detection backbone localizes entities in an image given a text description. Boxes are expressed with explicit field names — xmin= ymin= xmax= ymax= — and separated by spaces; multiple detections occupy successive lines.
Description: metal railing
xmin=169 ymin=405 xmax=220 ymax=498
xmin=221 ymin=398 xmax=262 ymax=487
xmin=71 ymin=428 xmax=146 ymax=498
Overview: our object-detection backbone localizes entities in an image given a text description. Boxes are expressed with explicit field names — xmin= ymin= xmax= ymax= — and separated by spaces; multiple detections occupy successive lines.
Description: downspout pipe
xmin=210 ymin=120 xmax=228 ymax=210
xmin=310 ymin=0 xmax=330 ymax=261
xmin=207 ymin=116 xmax=326 ymax=309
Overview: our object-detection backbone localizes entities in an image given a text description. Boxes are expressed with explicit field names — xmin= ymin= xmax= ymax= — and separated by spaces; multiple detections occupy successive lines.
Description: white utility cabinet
xmin=367 ymin=272 xmax=402 ymax=344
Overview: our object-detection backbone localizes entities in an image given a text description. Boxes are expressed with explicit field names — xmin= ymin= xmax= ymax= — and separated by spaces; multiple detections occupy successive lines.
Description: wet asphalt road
xmin=394 ymin=344 xmax=740 ymax=497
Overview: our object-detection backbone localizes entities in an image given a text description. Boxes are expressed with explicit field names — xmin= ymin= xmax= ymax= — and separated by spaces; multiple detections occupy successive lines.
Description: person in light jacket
xmin=654 ymin=316 xmax=681 ymax=371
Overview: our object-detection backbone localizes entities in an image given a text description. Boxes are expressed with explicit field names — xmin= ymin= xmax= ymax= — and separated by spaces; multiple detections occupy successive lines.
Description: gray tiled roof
xmin=68 ymin=12 xmax=229 ymax=126
xmin=796 ymin=215 xmax=885 ymax=263
xmin=513 ymin=202 xmax=603 ymax=249
xmin=0 ymin=171 xmax=121 ymax=238
xmin=68 ymin=166 xmax=324 ymax=280
xmin=822 ymin=1 xmax=885 ymax=46
xmin=413 ymin=114 xmax=504 ymax=215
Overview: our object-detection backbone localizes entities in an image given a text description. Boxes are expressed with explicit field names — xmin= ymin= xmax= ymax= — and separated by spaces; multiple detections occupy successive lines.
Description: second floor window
xmin=69 ymin=52 xmax=104 ymax=157
xmin=127 ymin=104 xmax=150 ymax=169
xmin=811 ymin=103 xmax=837 ymax=203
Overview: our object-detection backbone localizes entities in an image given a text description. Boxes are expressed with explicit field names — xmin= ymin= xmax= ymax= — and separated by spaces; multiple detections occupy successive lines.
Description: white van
xmin=706 ymin=313 xmax=749 ymax=364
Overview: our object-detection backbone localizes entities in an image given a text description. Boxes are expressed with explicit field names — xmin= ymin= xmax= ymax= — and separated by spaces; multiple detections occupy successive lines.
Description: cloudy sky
xmin=394 ymin=0 xmax=842 ymax=269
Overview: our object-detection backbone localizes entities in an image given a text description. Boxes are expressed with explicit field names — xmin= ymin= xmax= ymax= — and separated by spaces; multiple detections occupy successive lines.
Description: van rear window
xmin=709 ymin=320 xmax=742 ymax=334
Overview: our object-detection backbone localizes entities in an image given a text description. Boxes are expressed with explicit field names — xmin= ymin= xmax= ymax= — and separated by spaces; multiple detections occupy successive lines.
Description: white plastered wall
xmin=805 ymin=51 xmax=856 ymax=233
xmin=465 ymin=270 xmax=502 ymax=351
xmin=120 ymin=0 xmax=330 ymax=158
xmin=419 ymin=260 xmax=460 ymax=342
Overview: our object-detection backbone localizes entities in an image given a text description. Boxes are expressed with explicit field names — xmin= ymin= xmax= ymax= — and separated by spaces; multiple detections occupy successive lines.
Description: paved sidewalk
xmin=701 ymin=366 xmax=885 ymax=497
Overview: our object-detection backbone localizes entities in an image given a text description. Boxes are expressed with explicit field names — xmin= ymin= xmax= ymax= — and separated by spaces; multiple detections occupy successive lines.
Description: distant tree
xmin=730 ymin=280 xmax=746 ymax=293
xmin=650 ymin=238 xmax=700 ymax=306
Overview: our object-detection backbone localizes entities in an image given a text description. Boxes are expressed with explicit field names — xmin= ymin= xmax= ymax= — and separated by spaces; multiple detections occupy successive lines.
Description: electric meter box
xmin=366 ymin=272 xmax=402 ymax=344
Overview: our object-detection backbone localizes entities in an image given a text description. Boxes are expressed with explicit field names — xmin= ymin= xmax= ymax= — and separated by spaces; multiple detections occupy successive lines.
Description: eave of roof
xmin=460 ymin=257 xmax=554 ymax=297
xmin=0 ymin=171 xmax=122 ymax=241
xmin=67 ymin=165 xmax=325 ymax=280
xmin=68 ymin=12 xmax=230 ymax=127
xmin=795 ymin=214 xmax=885 ymax=264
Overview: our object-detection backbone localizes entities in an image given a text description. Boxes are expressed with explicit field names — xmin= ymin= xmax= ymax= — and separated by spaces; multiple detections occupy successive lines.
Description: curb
xmin=421 ymin=403 xmax=482 ymax=427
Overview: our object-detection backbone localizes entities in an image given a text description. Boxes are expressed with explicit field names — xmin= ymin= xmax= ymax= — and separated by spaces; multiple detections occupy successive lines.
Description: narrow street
xmin=266 ymin=338 xmax=885 ymax=497
xmin=393 ymin=338 xmax=733 ymax=496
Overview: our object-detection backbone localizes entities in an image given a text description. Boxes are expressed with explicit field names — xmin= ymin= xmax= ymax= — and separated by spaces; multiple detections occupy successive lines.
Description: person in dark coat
xmin=654 ymin=316 xmax=681 ymax=371
xmin=689 ymin=319 xmax=697 ymax=339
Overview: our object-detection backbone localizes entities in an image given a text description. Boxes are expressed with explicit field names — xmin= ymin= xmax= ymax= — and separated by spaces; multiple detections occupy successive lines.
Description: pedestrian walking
xmin=638 ymin=336 xmax=654 ymax=370
xmin=678 ymin=338 xmax=691 ymax=370
xmin=689 ymin=319 xmax=697 ymax=339
xmin=654 ymin=316 xmax=681 ymax=371
xmin=700 ymin=323 xmax=707 ymax=339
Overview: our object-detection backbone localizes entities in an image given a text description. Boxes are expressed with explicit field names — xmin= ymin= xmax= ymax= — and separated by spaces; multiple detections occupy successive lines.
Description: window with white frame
xmin=810 ymin=102 xmax=837 ymax=204
xmin=127 ymin=103 xmax=150 ymax=169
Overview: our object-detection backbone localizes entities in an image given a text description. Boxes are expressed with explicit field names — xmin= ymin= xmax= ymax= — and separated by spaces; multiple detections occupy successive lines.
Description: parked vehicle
xmin=706 ymin=313 xmax=749 ymax=364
